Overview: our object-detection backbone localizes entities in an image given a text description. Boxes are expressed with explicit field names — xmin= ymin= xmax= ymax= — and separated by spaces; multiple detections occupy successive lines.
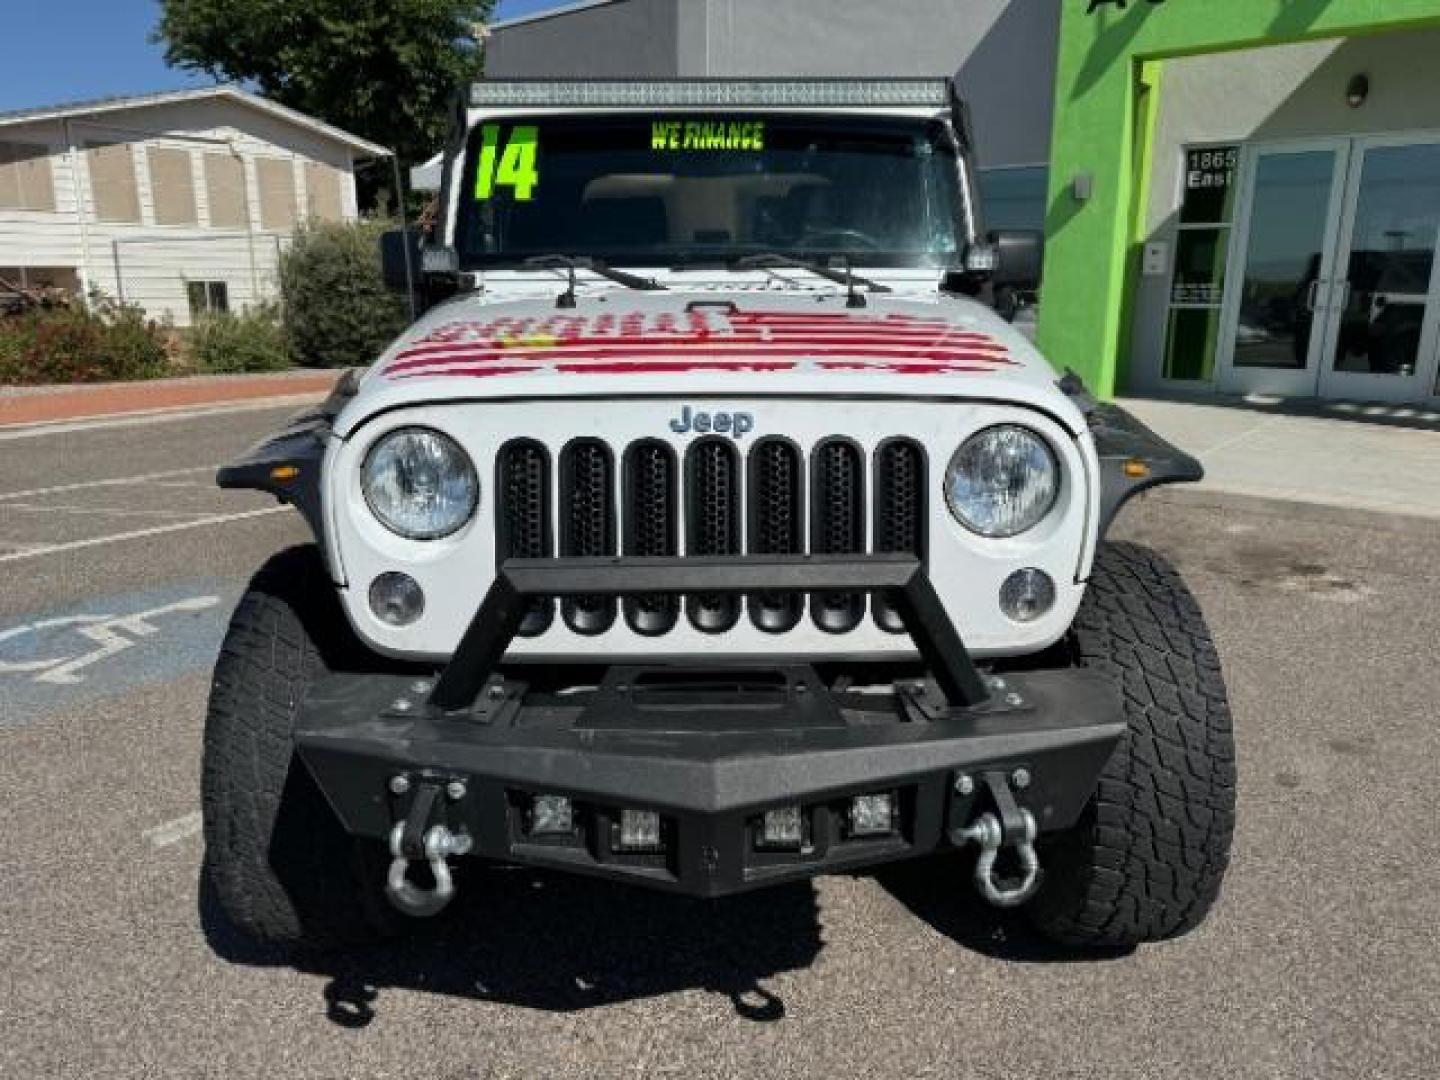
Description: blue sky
xmin=0 ymin=1 xmax=569 ymax=113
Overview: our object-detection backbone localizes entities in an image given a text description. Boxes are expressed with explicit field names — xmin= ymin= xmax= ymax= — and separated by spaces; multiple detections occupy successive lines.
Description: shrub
xmin=190 ymin=304 xmax=291 ymax=373
xmin=0 ymin=296 xmax=171 ymax=385
xmin=279 ymin=219 xmax=409 ymax=368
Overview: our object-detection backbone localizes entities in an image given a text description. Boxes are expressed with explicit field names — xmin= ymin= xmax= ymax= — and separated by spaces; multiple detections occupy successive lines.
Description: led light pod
xmin=618 ymin=808 xmax=662 ymax=852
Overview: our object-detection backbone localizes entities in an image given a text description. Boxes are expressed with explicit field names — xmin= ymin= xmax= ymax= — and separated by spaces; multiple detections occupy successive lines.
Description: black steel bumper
xmin=295 ymin=556 xmax=1125 ymax=898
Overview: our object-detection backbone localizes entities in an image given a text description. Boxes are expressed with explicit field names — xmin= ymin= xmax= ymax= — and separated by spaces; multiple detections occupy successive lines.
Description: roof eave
xmin=0 ymin=85 xmax=390 ymax=158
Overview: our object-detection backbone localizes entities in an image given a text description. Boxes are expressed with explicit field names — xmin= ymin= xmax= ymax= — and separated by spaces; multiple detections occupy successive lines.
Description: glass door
xmin=1217 ymin=141 xmax=1350 ymax=397
xmin=1317 ymin=136 xmax=1440 ymax=402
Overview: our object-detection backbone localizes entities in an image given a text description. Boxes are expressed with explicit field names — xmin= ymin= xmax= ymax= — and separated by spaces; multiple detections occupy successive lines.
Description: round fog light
xmin=1000 ymin=569 xmax=1055 ymax=624
xmin=370 ymin=572 xmax=425 ymax=626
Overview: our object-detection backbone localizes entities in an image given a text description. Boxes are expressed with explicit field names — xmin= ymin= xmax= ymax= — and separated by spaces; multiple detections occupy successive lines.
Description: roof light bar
xmin=469 ymin=79 xmax=953 ymax=109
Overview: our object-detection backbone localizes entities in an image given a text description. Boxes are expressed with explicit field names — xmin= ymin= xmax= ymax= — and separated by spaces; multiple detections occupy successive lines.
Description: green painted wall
xmin=1037 ymin=0 xmax=1440 ymax=397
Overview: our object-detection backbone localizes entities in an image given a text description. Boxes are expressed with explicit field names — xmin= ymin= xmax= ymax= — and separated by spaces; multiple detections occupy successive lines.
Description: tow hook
xmin=953 ymin=771 xmax=1043 ymax=909
xmin=384 ymin=779 xmax=473 ymax=918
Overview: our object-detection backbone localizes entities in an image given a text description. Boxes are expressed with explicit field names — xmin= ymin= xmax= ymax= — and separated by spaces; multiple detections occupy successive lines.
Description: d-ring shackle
xmin=386 ymin=822 xmax=472 ymax=918
xmin=958 ymin=808 xmax=1041 ymax=909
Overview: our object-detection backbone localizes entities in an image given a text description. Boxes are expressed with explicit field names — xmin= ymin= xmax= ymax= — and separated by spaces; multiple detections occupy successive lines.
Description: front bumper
xmin=296 ymin=554 xmax=1123 ymax=898
xmin=298 ymin=664 xmax=1122 ymax=898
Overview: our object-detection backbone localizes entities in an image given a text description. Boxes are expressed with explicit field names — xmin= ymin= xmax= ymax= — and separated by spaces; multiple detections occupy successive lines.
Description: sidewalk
xmin=1122 ymin=395 xmax=1440 ymax=521
xmin=0 ymin=369 xmax=339 ymax=428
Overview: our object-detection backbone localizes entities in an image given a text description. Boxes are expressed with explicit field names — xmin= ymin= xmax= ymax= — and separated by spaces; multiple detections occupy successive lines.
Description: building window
xmin=977 ymin=165 xmax=1048 ymax=233
xmin=256 ymin=158 xmax=297 ymax=231
xmin=187 ymin=280 xmax=229 ymax=319
xmin=1163 ymin=146 xmax=1240 ymax=381
xmin=0 ymin=141 xmax=57 ymax=211
xmin=85 ymin=142 xmax=142 ymax=223
xmin=204 ymin=153 xmax=249 ymax=230
xmin=148 ymin=147 xmax=198 ymax=226
xmin=304 ymin=161 xmax=345 ymax=221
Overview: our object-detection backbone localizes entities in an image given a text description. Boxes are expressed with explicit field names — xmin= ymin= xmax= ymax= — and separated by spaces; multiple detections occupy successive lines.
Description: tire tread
xmin=201 ymin=546 xmax=399 ymax=950
xmin=1028 ymin=542 xmax=1236 ymax=947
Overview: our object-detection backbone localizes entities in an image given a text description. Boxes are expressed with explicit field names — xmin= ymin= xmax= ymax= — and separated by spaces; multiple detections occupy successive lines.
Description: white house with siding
xmin=0 ymin=86 xmax=388 ymax=325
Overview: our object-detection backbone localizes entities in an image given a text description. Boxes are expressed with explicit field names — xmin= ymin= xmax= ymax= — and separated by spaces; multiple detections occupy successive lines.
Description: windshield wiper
xmin=518 ymin=255 xmax=667 ymax=309
xmin=729 ymin=253 xmax=891 ymax=308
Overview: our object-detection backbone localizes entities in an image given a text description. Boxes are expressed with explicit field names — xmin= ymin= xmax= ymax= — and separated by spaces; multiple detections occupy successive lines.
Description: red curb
xmin=0 ymin=372 xmax=339 ymax=427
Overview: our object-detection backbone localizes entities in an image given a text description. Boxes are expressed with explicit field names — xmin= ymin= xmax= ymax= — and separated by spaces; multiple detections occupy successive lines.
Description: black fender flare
xmin=1088 ymin=401 xmax=1203 ymax=539
xmin=215 ymin=370 xmax=359 ymax=555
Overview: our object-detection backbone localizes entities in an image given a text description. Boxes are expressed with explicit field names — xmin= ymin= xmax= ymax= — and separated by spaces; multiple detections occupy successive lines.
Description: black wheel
xmin=202 ymin=546 xmax=416 ymax=950
xmin=1026 ymin=542 xmax=1236 ymax=949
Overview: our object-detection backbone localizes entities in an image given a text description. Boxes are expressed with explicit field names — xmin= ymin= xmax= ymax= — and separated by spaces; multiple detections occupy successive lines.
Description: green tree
xmin=155 ymin=0 xmax=492 ymax=172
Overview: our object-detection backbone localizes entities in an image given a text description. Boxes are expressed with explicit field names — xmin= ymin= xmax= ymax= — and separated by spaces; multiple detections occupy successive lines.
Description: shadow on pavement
xmin=870 ymin=853 xmax=1134 ymax=965
xmin=202 ymin=850 xmax=1133 ymax=1027
xmin=199 ymin=864 xmax=818 ymax=1025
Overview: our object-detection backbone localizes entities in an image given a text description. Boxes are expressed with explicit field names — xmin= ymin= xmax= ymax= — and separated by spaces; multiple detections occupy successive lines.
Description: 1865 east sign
xmin=1086 ymin=0 xmax=1168 ymax=12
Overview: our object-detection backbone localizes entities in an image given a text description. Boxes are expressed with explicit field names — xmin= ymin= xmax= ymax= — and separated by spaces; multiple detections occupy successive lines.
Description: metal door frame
xmin=1214 ymin=137 xmax=1352 ymax=398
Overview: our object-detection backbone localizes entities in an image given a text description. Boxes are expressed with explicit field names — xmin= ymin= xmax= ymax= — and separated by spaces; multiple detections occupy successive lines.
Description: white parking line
xmin=0 ymin=466 xmax=216 ymax=502
xmin=143 ymin=812 xmax=203 ymax=849
xmin=0 ymin=506 xmax=290 ymax=563
xmin=2 ymin=502 xmax=203 ymax=519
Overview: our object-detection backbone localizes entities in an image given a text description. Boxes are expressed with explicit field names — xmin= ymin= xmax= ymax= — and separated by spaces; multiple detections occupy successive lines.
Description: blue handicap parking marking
xmin=0 ymin=579 xmax=240 ymax=727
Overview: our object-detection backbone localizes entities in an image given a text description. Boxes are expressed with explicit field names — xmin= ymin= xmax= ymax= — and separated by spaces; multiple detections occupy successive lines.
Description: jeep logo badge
xmin=668 ymin=406 xmax=755 ymax=438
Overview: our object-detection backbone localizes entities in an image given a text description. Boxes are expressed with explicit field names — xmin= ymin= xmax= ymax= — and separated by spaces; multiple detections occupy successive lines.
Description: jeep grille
xmin=494 ymin=436 xmax=927 ymax=637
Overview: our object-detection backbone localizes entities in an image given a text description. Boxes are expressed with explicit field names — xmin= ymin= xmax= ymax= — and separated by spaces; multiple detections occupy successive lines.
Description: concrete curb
xmin=0 ymin=371 xmax=338 ymax=428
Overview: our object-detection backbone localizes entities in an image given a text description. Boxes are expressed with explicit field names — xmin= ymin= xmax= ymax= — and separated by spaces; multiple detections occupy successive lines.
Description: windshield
xmin=453 ymin=113 xmax=967 ymax=270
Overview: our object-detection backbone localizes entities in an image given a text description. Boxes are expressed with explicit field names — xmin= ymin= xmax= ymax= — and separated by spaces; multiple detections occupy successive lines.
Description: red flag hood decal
xmin=341 ymin=291 xmax=1085 ymax=436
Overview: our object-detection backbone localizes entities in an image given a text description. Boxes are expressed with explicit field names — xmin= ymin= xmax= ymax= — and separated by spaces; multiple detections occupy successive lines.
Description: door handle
xmin=1305 ymin=280 xmax=1321 ymax=313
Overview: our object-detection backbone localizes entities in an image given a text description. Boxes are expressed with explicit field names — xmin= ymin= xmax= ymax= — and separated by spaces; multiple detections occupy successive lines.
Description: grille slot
xmin=685 ymin=439 xmax=741 ymax=633
xmin=809 ymin=438 xmax=866 ymax=634
xmin=873 ymin=439 xmax=927 ymax=633
xmin=747 ymin=438 xmax=804 ymax=633
xmin=559 ymin=439 xmax=617 ymax=635
xmin=495 ymin=439 xmax=553 ymax=637
xmin=623 ymin=440 xmax=680 ymax=636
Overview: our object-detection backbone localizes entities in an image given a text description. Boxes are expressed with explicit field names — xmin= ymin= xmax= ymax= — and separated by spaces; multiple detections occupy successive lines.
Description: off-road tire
xmin=1026 ymin=542 xmax=1236 ymax=948
xmin=202 ymin=545 xmax=412 ymax=950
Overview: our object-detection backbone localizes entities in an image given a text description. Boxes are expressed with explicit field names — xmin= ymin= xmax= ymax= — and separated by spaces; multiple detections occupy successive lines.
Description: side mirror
xmin=989 ymin=229 xmax=1044 ymax=291
xmin=379 ymin=228 xmax=422 ymax=292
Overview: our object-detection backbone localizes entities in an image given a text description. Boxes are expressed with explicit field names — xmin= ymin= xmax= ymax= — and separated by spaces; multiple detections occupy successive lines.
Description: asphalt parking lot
xmin=2 ymin=403 xmax=1438 ymax=1079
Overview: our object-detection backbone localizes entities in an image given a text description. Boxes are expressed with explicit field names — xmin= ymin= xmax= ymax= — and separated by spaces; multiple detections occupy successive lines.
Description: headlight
xmin=363 ymin=427 xmax=478 ymax=540
xmin=944 ymin=425 xmax=1059 ymax=538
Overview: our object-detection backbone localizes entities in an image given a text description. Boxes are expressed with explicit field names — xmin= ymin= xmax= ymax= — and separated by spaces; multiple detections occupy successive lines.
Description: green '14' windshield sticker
xmin=474 ymin=124 xmax=539 ymax=201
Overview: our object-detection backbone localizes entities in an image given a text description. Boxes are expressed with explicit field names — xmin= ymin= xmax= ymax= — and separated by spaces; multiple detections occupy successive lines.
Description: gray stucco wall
xmin=694 ymin=0 xmax=1057 ymax=168
xmin=484 ymin=0 xmax=1059 ymax=169
xmin=485 ymin=0 xmax=681 ymax=77
xmin=1130 ymin=26 xmax=1440 ymax=391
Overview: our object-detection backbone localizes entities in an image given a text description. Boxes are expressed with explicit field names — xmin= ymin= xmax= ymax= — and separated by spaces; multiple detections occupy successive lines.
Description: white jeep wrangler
xmin=206 ymin=79 xmax=1234 ymax=952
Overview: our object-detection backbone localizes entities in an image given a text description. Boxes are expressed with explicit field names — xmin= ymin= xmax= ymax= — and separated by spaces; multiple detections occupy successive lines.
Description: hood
xmin=337 ymin=288 xmax=1083 ymax=437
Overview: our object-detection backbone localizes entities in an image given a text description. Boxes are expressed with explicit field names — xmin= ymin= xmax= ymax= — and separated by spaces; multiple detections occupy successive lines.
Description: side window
xmin=977 ymin=165 xmax=1048 ymax=233
xmin=256 ymin=158 xmax=297 ymax=231
xmin=149 ymin=147 xmax=197 ymax=226
xmin=0 ymin=141 xmax=57 ymax=211
xmin=86 ymin=142 xmax=142 ymax=223
xmin=204 ymin=153 xmax=249 ymax=230
xmin=187 ymin=280 xmax=229 ymax=319
xmin=304 ymin=161 xmax=345 ymax=221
